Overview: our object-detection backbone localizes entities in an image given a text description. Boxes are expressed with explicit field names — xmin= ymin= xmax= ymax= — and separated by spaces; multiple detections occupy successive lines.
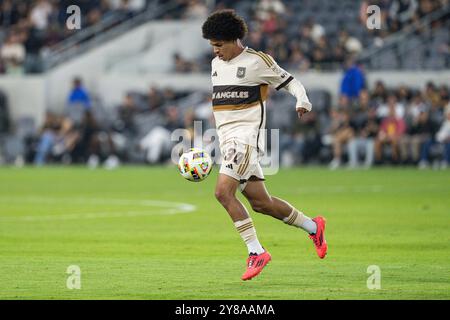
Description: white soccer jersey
xmin=211 ymin=47 xmax=295 ymax=154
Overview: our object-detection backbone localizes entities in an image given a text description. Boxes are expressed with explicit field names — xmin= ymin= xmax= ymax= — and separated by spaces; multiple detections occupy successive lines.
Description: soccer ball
xmin=178 ymin=148 xmax=213 ymax=182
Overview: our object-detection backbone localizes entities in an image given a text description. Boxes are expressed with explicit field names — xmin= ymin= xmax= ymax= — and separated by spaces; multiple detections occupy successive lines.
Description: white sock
xmin=234 ymin=218 xmax=265 ymax=255
xmin=283 ymin=208 xmax=317 ymax=234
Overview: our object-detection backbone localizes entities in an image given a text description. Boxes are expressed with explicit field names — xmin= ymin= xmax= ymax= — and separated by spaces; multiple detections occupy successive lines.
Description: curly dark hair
xmin=202 ymin=9 xmax=248 ymax=41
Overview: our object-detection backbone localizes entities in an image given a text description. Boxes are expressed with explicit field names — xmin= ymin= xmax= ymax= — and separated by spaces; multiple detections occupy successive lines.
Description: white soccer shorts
xmin=219 ymin=140 xmax=265 ymax=192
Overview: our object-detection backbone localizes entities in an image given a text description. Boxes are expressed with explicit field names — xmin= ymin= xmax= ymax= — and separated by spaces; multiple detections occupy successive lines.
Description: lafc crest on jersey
xmin=236 ymin=67 xmax=246 ymax=78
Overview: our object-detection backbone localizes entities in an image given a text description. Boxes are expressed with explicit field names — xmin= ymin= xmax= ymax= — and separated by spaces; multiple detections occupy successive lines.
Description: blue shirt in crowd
xmin=68 ymin=87 xmax=91 ymax=109
xmin=340 ymin=65 xmax=366 ymax=99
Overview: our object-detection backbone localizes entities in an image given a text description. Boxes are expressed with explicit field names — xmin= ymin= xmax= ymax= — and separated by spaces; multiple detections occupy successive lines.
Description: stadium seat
xmin=424 ymin=54 xmax=446 ymax=70
xmin=65 ymin=103 xmax=86 ymax=126
xmin=371 ymin=49 xmax=399 ymax=70
xmin=133 ymin=112 xmax=165 ymax=139
xmin=308 ymin=90 xmax=331 ymax=114
xmin=1 ymin=135 xmax=25 ymax=164
xmin=267 ymin=95 xmax=296 ymax=132
xmin=15 ymin=117 xmax=37 ymax=140
xmin=0 ymin=91 xmax=10 ymax=135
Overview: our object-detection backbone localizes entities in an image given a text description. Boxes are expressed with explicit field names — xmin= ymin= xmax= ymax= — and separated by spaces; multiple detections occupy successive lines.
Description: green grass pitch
xmin=0 ymin=166 xmax=449 ymax=299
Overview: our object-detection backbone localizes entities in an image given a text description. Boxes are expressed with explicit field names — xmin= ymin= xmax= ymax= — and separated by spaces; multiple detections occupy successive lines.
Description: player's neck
xmin=228 ymin=40 xmax=245 ymax=61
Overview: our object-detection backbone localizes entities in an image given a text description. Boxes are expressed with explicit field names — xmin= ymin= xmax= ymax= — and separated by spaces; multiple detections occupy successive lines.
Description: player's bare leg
xmin=215 ymin=173 xmax=271 ymax=280
xmin=214 ymin=173 xmax=250 ymax=222
xmin=242 ymin=178 xmax=327 ymax=258
xmin=242 ymin=177 xmax=298 ymax=220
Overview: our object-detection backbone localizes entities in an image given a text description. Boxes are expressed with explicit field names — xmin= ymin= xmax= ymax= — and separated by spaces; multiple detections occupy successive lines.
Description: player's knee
xmin=251 ymin=199 xmax=273 ymax=215
xmin=215 ymin=189 xmax=233 ymax=206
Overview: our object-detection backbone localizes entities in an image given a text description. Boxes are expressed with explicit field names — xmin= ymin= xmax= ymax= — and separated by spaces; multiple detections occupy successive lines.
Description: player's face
xmin=209 ymin=39 xmax=236 ymax=61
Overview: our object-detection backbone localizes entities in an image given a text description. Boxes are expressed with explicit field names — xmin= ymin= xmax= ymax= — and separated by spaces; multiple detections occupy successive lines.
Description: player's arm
xmin=252 ymin=50 xmax=312 ymax=118
xmin=284 ymin=78 xmax=312 ymax=118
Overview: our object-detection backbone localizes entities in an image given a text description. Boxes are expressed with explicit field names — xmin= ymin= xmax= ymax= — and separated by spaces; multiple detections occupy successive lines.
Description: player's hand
xmin=297 ymin=107 xmax=309 ymax=119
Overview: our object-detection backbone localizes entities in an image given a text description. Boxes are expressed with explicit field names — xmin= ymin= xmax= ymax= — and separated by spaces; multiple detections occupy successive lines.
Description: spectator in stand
xmin=389 ymin=0 xmax=418 ymax=31
xmin=371 ymin=80 xmax=389 ymax=105
xmin=418 ymin=98 xmax=449 ymax=169
xmin=313 ymin=35 xmax=333 ymax=69
xmin=416 ymin=0 xmax=438 ymax=19
xmin=260 ymin=9 xmax=279 ymax=34
xmin=139 ymin=105 xmax=183 ymax=164
xmin=328 ymin=109 xmax=354 ymax=170
xmin=266 ymin=32 xmax=289 ymax=64
xmin=108 ymin=0 xmax=142 ymax=21
xmin=245 ymin=29 xmax=267 ymax=52
xmin=375 ymin=103 xmax=407 ymax=163
xmin=424 ymin=81 xmax=442 ymax=109
xmin=147 ymin=85 xmax=164 ymax=112
xmin=255 ymin=0 xmax=286 ymax=22
xmin=0 ymin=0 xmax=151 ymax=75
xmin=434 ymin=104 xmax=450 ymax=168
xmin=310 ymin=46 xmax=328 ymax=71
xmin=114 ymin=93 xmax=138 ymax=138
xmin=33 ymin=111 xmax=69 ymax=165
xmin=338 ymin=30 xmax=363 ymax=55
xmin=123 ymin=0 xmax=143 ymax=13
xmin=67 ymin=77 xmax=91 ymax=110
xmin=68 ymin=110 xmax=99 ymax=164
xmin=332 ymin=45 xmax=346 ymax=67
xmin=297 ymin=24 xmax=315 ymax=58
xmin=438 ymin=85 xmax=450 ymax=102
xmin=296 ymin=109 xmax=322 ymax=164
xmin=287 ymin=45 xmax=310 ymax=72
xmin=183 ymin=0 xmax=209 ymax=20
xmin=0 ymin=30 xmax=26 ymax=74
xmin=347 ymin=90 xmax=379 ymax=168
xmin=305 ymin=17 xmax=325 ymax=45
xmin=173 ymin=53 xmax=189 ymax=73
xmin=377 ymin=94 xmax=405 ymax=119
xmin=173 ymin=52 xmax=199 ymax=73
xmin=339 ymin=57 xmax=366 ymax=105
xmin=29 ymin=0 xmax=53 ymax=31
xmin=396 ymin=85 xmax=413 ymax=106
xmin=69 ymin=110 xmax=120 ymax=169
xmin=24 ymin=24 xmax=45 ymax=73
xmin=0 ymin=1 xmax=21 ymax=28
xmin=399 ymin=93 xmax=433 ymax=163
xmin=0 ymin=89 xmax=11 ymax=135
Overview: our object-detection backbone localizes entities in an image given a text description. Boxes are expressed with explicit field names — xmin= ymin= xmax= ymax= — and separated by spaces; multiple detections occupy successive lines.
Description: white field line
xmin=0 ymin=197 xmax=196 ymax=221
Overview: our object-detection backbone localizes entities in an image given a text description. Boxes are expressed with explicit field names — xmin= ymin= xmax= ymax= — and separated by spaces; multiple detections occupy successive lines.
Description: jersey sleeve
xmin=251 ymin=50 xmax=312 ymax=111
xmin=252 ymin=51 xmax=294 ymax=90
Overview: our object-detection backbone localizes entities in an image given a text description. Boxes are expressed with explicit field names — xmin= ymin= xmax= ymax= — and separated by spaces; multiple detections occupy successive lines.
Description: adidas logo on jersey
xmin=212 ymin=71 xmax=217 ymax=77
xmin=226 ymin=164 xmax=233 ymax=170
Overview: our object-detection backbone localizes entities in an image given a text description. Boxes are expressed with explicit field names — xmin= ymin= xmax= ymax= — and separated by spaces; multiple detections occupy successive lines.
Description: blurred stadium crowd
xmin=0 ymin=0 xmax=449 ymax=169
xmin=1 ymin=0 xmax=449 ymax=74
xmin=1 ymin=74 xmax=449 ymax=169
xmin=177 ymin=0 xmax=450 ymax=72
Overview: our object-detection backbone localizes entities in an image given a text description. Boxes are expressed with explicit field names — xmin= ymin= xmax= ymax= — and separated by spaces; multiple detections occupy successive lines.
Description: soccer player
xmin=202 ymin=10 xmax=327 ymax=281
